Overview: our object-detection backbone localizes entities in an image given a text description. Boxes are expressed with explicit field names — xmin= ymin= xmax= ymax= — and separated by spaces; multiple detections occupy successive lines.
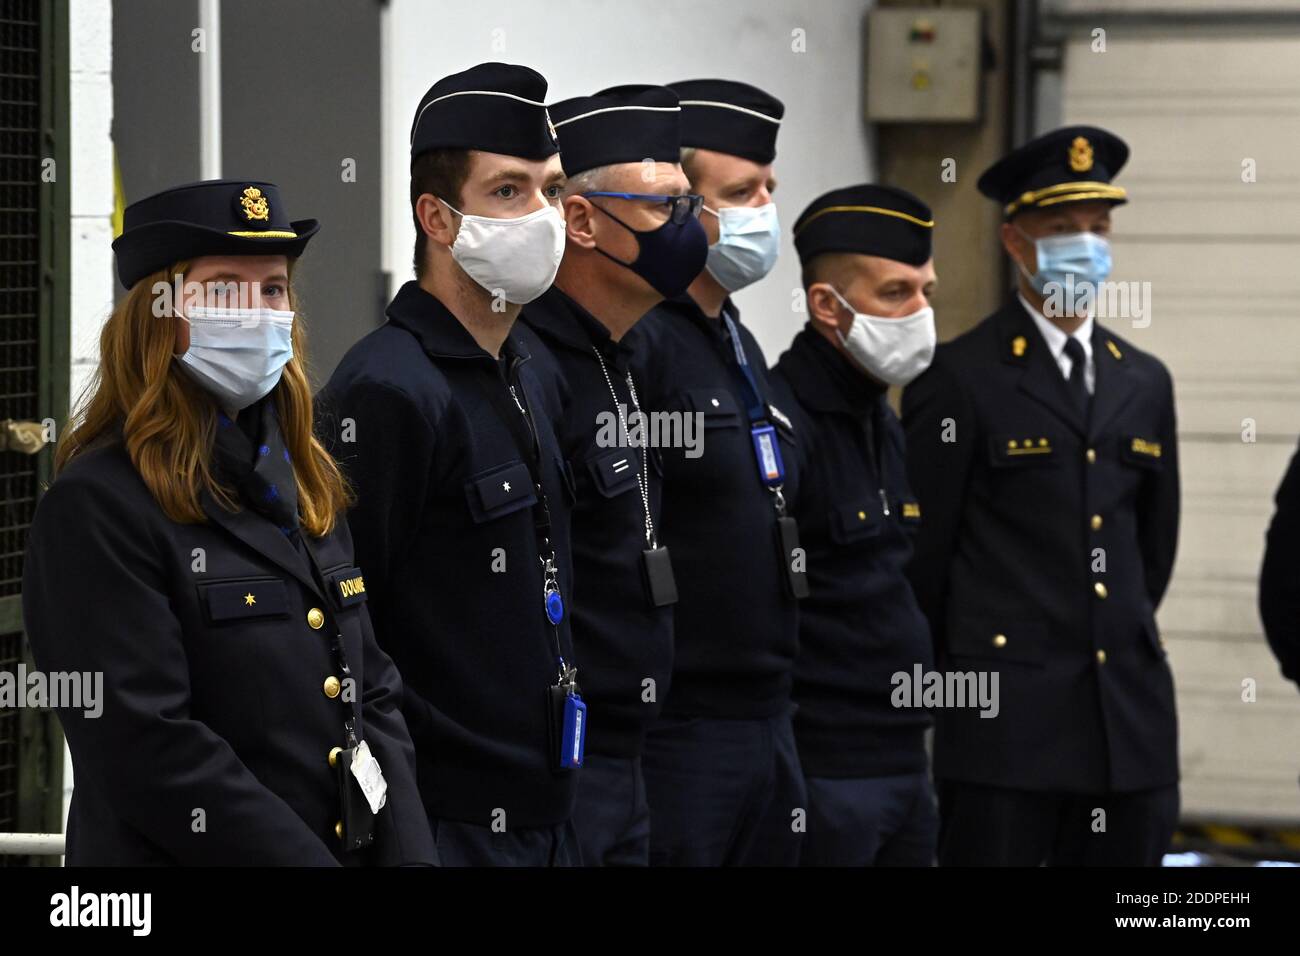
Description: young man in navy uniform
xmin=521 ymin=85 xmax=705 ymax=865
xmin=318 ymin=63 xmax=582 ymax=866
xmin=902 ymin=126 xmax=1181 ymax=866
xmin=633 ymin=79 xmax=807 ymax=866
xmin=770 ymin=184 xmax=940 ymax=866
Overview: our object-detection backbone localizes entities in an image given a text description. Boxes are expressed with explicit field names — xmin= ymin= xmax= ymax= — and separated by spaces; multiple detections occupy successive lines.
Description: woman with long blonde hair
xmin=23 ymin=179 xmax=436 ymax=866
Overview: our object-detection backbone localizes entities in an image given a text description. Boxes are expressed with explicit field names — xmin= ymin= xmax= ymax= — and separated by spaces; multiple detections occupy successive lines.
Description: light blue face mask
xmin=704 ymin=202 xmax=781 ymax=292
xmin=1015 ymin=227 xmax=1112 ymax=295
xmin=175 ymin=306 xmax=295 ymax=410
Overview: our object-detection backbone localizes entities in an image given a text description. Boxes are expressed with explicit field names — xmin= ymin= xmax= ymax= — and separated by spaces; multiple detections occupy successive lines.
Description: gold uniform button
xmin=1090 ymin=514 xmax=1103 ymax=531
xmin=1094 ymin=581 xmax=1108 ymax=599
xmin=323 ymin=676 xmax=341 ymax=699
xmin=1096 ymin=649 xmax=1107 ymax=665
xmin=992 ymin=633 xmax=1008 ymax=648
xmin=307 ymin=607 xmax=325 ymax=630
xmin=335 ymin=820 xmax=344 ymax=840
xmin=1086 ymin=448 xmax=1097 ymax=464
xmin=328 ymin=746 xmax=343 ymax=769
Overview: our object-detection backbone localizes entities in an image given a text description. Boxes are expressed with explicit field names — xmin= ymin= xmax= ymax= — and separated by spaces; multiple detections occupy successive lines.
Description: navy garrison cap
xmin=794 ymin=184 xmax=934 ymax=267
xmin=667 ymin=79 xmax=784 ymax=165
xmin=410 ymin=62 xmax=558 ymax=161
xmin=550 ymin=85 xmax=681 ymax=177
xmin=112 ymin=179 xmax=318 ymax=289
xmin=978 ymin=125 xmax=1129 ymax=219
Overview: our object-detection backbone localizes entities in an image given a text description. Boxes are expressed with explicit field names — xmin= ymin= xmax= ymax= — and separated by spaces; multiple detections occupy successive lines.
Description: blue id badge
xmin=750 ymin=423 xmax=785 ymax=486
xmin=560 ymin=693 xmax=587 ymax=769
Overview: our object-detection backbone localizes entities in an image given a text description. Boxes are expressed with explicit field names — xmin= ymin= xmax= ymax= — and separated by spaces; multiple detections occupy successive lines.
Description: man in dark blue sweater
xmin=632 ymin=79 xmax=807 ymax=866
xmin=317 ymin=63 xmax=582 ymax=866
xmin=521 ymin=84 xmax=706 ymax=865
xmin=770 ymin=184 xmax=940 ymax=866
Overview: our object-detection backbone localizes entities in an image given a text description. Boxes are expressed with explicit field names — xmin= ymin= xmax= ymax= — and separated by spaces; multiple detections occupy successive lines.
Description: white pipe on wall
xmin=198 ymin=0 xmax=222 ymax=179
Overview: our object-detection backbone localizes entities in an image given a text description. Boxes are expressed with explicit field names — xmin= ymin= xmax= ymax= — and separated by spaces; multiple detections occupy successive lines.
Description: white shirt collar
xmin=1017 ymin=291 xmax=1094 ymax=360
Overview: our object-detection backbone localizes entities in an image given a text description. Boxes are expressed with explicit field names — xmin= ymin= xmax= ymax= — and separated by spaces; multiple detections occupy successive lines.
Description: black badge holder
xmin=721 ymin=311 xmax=808 ymax=599
xmin=474 ymin=359 xmax=587 ymax=773
xmin=300 ymin=535 xmax=377 ymax=853
xmin=591 ymin=345 xmax=678 ymax=609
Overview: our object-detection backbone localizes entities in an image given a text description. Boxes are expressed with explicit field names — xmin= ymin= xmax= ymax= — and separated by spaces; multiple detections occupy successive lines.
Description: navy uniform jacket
xmin=902 ymin=299 xmax=1180 ymax=793
xmin=317 ymin=281 xmax=578 ymax=828
xmin=770 ymin=327 xmax=933 ymax=779
xmin=521 ymin=286 xmax=672 ymax=758
xmin=1259 ymin=440 xmax=1300 ymax=687
xmin=631 ymin=296 xmax=801 ymax=718
xmin=22 ymin=439 xmax=435 ymax=866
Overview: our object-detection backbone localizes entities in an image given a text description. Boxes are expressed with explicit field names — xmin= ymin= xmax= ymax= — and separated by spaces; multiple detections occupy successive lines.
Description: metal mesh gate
xmin=0 ymin=0 xmax=43 ymax=863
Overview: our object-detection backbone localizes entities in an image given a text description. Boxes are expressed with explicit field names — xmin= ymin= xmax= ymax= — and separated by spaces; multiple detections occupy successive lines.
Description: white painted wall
xmin=382 ymin=0 xmax=876 ymax=361
xmin=1057 ymin=22 xmax=1300 ymax=824
xmin=65 ymin=0 xmax=116 ymax=843
xmin=69 ymin=0 xmax=115 ymax=413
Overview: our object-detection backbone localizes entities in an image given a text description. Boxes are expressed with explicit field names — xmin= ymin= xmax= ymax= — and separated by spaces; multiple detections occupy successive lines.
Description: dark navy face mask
xmin=590 ymin=203 xmax=709 ymax=299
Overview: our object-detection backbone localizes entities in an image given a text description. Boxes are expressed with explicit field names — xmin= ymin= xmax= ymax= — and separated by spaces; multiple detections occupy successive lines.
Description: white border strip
xmin=410 ymin=89 xmax=549 ymax=143
xmin=553 ymin=104 xmax=681 ymax=128
xmin=677 ymin=99 xmax=781 ymax=124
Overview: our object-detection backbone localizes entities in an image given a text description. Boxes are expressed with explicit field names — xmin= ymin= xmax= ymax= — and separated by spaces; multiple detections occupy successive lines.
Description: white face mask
xmin=703 ymin=201 xmax=780 ymax=292
xmin=440 ymin=198 xmax=565 ymax=304
xmin=175 ymin=305 xmax=295 ymax=410
xmin=829 ymin=287 xmax=936 ymax=387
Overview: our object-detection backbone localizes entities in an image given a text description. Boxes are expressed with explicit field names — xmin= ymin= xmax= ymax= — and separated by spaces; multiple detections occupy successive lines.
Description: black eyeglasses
xmin=581 ymin=192 xmax=704 ymax=225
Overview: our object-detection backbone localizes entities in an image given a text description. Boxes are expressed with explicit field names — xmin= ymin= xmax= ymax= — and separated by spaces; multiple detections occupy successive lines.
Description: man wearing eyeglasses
xmin=629 ymin=79 xmax=806 ymax=867
xmin=520 ymin=85 xmax=706 ymax=866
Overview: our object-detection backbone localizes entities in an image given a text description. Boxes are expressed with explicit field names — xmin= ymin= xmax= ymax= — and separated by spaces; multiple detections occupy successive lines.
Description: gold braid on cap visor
xmin=226 ymin=229 xmax=300 ymax=238
xmin=1003 ymin=181 xmax=1127 ymax=217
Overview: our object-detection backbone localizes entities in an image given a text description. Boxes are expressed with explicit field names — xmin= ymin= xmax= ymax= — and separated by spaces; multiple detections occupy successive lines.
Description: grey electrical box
xmin=865 ymin=7 xmax=982 ymax=123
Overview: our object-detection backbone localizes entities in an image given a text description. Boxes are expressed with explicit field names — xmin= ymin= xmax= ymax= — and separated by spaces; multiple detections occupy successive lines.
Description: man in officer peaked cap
xmin=902 ymin=125 xmax=1180 ymax=866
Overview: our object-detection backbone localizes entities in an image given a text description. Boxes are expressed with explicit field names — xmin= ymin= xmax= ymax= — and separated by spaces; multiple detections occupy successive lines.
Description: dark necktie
xmin=210 ymin=397 xmax=300 ymax=534
xmin=1063 ymin=336 xmax=1091 ymax=414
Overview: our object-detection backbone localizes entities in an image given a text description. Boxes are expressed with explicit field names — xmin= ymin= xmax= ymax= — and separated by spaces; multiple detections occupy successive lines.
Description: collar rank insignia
xmin=1131 ymin=437 xmax=1161 ymax=458
xmin=1106 ymin=339 xmax=1123 ymax=360
xmin=239 ymin=186 xmax=270 ymax=222
xmin=1011 ymin=335 xmax=1028 ymax=358
xmin=1069 ymin=136 xmax=1094 ymax=173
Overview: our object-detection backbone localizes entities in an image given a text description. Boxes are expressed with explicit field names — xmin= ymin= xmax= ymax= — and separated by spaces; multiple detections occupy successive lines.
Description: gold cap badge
xmin=1068 ymin=136 xmax=1094 ymax=173
xmin=239 ymin=186 xmax=270 ymax=222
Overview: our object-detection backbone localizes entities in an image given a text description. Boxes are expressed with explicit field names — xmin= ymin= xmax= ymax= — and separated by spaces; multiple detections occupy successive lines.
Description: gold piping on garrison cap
xmin=795 ymin=204 xmax=935 ymax=236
